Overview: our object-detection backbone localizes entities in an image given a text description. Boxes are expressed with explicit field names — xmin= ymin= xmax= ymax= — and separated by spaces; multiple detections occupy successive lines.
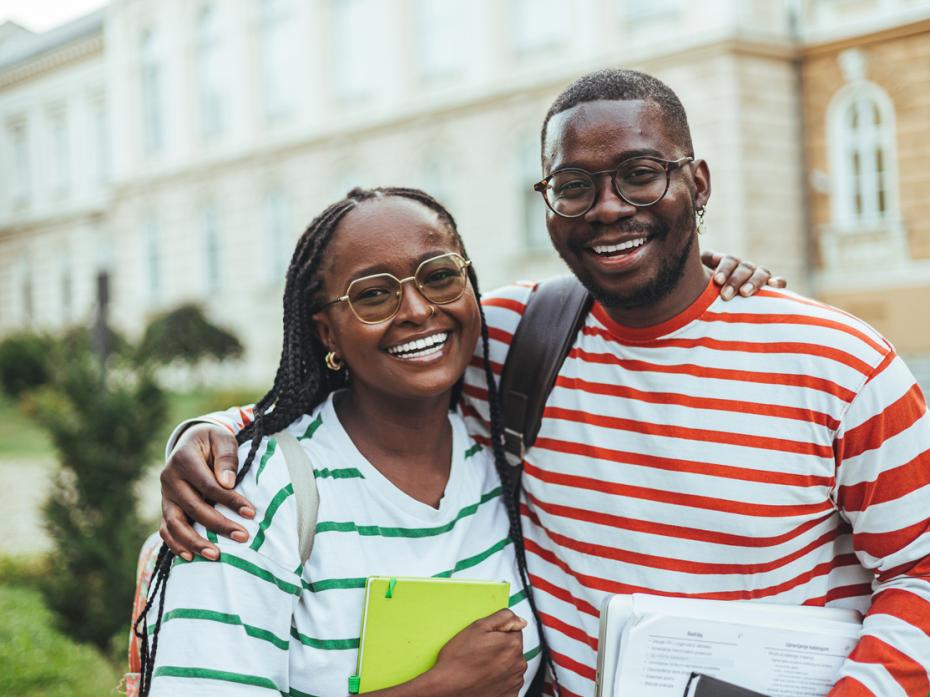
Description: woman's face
xmin=313 ymin=197 xmax=481 ymax=405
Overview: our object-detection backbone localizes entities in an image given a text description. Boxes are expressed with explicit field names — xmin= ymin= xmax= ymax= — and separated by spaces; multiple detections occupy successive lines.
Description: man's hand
xmin=159 ymin=423 xmax=255 ymax=561
xmin=701 ymin=249 xmax=787 ymax=300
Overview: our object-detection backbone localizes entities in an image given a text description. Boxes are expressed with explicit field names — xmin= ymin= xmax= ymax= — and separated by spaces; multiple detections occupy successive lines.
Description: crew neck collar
xmin=591 ymin=276 xmax=717 ymax=343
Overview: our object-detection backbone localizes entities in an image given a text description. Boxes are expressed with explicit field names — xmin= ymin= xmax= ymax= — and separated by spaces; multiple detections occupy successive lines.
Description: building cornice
xmin=0 ymin=203 xmax=109 ymax=238
xmin=802 ymin=16 xmax=930 ymax=56
xmin=0 ymin=32 xmax=103 ymax=89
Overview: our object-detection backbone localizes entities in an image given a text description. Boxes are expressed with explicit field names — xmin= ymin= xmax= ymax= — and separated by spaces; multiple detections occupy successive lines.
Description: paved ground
xmin=0 ymin=458 xmax=162 ymax=556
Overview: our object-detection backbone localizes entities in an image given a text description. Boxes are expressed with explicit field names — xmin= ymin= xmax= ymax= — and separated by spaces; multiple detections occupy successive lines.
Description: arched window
xmin=827 ymin=78 xmax=898 ymax=230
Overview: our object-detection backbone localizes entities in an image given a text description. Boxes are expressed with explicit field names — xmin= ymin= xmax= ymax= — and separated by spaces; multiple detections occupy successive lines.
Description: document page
xmin=613 ymin=613 xmax=859 ymax=697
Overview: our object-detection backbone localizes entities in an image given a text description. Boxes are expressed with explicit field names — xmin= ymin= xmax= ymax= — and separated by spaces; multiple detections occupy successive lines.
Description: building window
xmin=623 ymin=0 xmax=680 ymax=22
xmin=519 ymin=136 xmax=548 ymax=249
xmin=91 ymin=95 xmax=109 ymax=184
xmin=259 ymin=0 xmax=294 ymax=120
xmin=196 ymin=4 xmax=225 ymax=138
xmin=263 ymin=189 xmax=291 ymax=282
xmin=60 ymin=251 xmax=73 ymax=325
xmin=415 ymin=0 xmax=460 ymax=79
xmin=512 ymin=0 xmax=563 ymax=52
xmin=827 ymin=73 xmax=898 ymax=230
xmin=202 ymin=203 xmax=222 ymax=292
xmin=8 ymin=119 xmax=30 ymax=205
xmin=19 ymin=257 xmax=33 ymax=325
xmin=332 ymin=0 xmax=372 ymax=100
xmin=141 ymin=29 xmax=164 ymax=154
xmin=49 ymin=107 xmax=70 ymax=197
xmin=143 ymin=214 xmax=161 ymax=301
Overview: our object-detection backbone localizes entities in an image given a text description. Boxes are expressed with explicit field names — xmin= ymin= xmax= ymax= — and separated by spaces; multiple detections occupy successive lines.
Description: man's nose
xmin=584 ymin=175 xmax=637 ymax=224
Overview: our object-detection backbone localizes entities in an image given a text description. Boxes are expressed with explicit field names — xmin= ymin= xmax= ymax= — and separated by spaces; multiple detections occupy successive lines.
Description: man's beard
xmin=563 ymin=207 xmax=696 ymax=310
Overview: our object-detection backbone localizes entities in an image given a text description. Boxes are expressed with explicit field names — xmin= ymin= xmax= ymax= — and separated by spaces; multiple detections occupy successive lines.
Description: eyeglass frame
xmin=533 ymin=155 xmax=694 ymax=218
xmin=316 ymin=252 xmax=473 ymax=324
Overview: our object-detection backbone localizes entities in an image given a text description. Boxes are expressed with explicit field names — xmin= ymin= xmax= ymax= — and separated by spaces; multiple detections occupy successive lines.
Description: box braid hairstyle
xmin=134 ymin=186 xmax=559 ymax=696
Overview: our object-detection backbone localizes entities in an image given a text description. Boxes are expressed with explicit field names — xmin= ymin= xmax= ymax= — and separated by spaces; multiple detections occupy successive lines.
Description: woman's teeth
xmin=592 ymin=237 xmax=647 ymax=255
xmin=387 ymin=332 xmax=449 ymax=359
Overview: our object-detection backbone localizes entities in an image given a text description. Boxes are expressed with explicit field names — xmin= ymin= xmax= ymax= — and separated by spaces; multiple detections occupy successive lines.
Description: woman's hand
xmin=368 ymin=609 xmax=529 ymax=697
xmin=429 ymin=609 xmax=528 ymax=697
xmin=701 ymin=249 xmax=787 ymax=300
xmin=159 ymin=423 xmax=255 ymax=561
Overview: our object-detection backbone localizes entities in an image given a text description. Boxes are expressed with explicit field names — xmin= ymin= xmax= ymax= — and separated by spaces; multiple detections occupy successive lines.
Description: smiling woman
xmin=135 ymin=187 xmax=546 ymax=697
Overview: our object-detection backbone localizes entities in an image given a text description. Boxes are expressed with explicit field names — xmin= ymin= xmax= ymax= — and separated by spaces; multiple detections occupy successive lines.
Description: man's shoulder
xmin=716 ymin=286 xmax=893 ymax=372
xmin=480 ymin=282 xmax=539 ymax=325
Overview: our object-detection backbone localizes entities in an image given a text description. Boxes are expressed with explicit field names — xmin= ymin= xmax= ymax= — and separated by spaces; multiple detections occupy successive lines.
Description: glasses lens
xmin=347 ymin=274 xmax=401 ymax=322
xmin=615 ymin=159 xmax=668 ymax=206
xmin=546 ymin=171 xmax=596 ymax=217
xmin=417 ymin=255 xmax=467 ymax=304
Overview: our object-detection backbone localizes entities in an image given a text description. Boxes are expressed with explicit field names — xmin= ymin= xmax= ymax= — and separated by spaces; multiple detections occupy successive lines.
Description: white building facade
xmin=2 ymin=0 xmax=927 ymax=385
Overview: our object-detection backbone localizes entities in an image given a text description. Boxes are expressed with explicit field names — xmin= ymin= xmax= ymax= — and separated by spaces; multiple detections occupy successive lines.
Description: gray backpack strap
xmin=274 ymin=429 xmax=319 ymax=564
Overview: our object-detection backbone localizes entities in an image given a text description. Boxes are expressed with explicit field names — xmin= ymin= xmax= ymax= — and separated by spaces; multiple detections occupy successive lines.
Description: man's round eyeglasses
xmin=534 ymin=156 xmax=694 ymax=218
xmin=318 ymin=252 xmax=472 ymax=324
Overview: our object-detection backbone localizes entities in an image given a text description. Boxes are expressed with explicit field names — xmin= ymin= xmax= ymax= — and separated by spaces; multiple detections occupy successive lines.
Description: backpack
xmin=499 ymin=276 xmax=592 ymax=494
xmin=122 ymin=428 xmax=319 ymax=695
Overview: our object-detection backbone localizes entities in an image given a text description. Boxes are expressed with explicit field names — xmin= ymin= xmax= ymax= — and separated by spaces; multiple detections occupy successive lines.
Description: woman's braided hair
xmin=134 ymin=186 xmax=559 ymax=695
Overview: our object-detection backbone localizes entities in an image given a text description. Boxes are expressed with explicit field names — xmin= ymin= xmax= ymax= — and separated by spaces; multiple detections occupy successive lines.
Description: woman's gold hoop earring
xmin=324 ymin=351 xmax=344 ymax=371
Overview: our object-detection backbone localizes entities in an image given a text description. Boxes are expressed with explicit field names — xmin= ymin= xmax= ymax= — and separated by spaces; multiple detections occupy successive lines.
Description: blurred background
xmin=0 ymin=0 xmax=929 ymax=693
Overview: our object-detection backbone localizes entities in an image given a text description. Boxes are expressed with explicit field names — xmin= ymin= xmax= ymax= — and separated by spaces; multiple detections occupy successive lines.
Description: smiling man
xmin=156 ymin=70 xmax=930 ymax=697
xmin=468 ymin=69 xmax=930 ymax=697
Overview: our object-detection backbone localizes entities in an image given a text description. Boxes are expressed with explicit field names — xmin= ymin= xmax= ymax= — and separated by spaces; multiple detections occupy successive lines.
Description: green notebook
xmin=349 ymin=576 xmax=510 ymax=694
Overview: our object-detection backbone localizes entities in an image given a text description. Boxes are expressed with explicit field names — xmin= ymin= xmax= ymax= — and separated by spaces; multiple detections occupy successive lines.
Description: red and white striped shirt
xmin=462 ymin=278 xmax=930 ymax=697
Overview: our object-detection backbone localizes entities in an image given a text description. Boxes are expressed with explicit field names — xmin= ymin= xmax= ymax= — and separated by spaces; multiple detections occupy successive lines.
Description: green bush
xmin=136 ymin=303 xmax=243 ymax=367
xmin=0 ymin=584 xmax=120 ymax=697
xmin=30 ymin=347 xmax=166 ymax=649
xmin=0 ymin=332 xmax=55 ymax=398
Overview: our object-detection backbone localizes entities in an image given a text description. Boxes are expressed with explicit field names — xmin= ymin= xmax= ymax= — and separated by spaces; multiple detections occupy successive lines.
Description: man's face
xmin=542 ymin=99 xmax=710 ymax=309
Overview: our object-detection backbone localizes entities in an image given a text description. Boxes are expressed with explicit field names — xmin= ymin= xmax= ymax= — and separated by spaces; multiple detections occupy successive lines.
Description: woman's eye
xmin=423 ymin=269 xmax=456 ymax=285
xmin=354 ymin=287 xmax=393 ymax=304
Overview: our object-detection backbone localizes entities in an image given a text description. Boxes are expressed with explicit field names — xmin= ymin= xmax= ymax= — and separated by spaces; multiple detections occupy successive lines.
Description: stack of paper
xmin=595 ymin=594 xmax=861 ymax=697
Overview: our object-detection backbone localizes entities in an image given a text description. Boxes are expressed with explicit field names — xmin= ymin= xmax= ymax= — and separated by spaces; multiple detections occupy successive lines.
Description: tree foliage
xmin=28 ymin=346 xmax=166 ymax=649
xmin=0 ymin=332 xmax=55 ymax=398
xmin=136 ymin=303 xmax=243 ymax=367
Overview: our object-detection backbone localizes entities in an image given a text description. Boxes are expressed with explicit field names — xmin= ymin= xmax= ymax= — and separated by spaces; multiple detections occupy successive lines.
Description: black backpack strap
xmin=498 ymin=276 xmax=592 ymax=492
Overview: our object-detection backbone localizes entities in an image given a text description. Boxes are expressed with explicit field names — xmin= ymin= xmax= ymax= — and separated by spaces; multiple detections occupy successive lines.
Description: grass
xmin=0 ymin=584 xmax=122 ymax=697
xmin=0 ymin=394 xmax=54 ymax=461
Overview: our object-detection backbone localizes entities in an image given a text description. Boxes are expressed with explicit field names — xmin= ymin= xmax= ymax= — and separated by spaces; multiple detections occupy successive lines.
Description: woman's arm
xmin=365 ymin=610 xmax=529 ymax=697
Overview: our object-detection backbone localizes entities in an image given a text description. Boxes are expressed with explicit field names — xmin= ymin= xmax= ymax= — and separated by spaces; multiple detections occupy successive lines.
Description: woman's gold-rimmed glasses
xmin=318 ymin=252 xmax=472 ymax=324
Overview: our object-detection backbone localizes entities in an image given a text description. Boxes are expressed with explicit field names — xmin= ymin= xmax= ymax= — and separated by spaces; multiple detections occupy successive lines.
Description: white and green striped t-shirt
xmin=149 ymin=393 xmax=542 ymax=696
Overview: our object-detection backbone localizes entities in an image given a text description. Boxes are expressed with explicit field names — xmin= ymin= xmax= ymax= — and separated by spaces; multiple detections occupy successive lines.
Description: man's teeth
xmin=387 ymin=332 xmax=449 ymax=358
xmin=592 ymin=238 xmax=647 ymax=254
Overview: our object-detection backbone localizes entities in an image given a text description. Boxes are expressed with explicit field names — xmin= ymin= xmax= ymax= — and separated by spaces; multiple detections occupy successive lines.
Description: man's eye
xmin=622 ymin=167 xmax=662 ymax=182
xmin=554 ymin=179 xmax=592 ymax=196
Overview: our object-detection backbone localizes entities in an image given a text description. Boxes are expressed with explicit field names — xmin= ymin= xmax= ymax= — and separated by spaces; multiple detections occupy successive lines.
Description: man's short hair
xmin=540 ymin=68 xmax=694 ymax=162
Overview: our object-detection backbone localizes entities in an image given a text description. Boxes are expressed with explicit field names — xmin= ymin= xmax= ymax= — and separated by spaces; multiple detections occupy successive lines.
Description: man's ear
xmin=692 ymin=158 xmax=711 ymax=210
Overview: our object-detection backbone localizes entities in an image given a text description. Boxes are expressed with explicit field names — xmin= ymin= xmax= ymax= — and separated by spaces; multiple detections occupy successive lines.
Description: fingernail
xmin=740 ymin=283 xmax=754 ymax=296
xmin=239 ymin=506 xmax=255 ymax=519
xmin=231 ymin=530 xmax=248 ymax=543
xmin=220 ymin=471 xmax=235 ymax=488
xmin=715 ymin=273 xmax=726 ymax=285
xmin=721 ymin=286 xmax=735 ymax=300
xmin=202 ymin=547 xmax=219 ymax=561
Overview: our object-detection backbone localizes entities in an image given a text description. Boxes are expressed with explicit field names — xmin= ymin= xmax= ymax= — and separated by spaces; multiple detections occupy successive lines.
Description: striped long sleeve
xmin=829 ymin=353 xmax=930 ymax=696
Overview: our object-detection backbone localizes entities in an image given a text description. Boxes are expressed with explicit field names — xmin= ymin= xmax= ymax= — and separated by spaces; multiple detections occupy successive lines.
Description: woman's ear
xmin=312 ymin=311 xmax=337 ymax=354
